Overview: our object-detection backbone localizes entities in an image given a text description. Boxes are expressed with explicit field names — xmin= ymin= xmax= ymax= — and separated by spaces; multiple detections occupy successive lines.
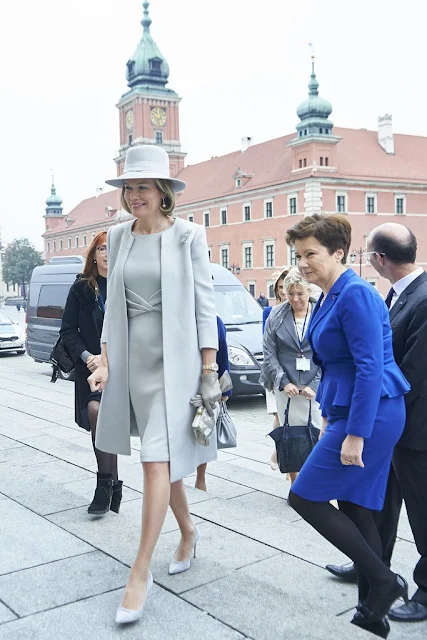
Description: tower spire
xmin=308 ymin=45 xmax=319 ymax=96
xmin=50 ymin=169 xmax=56 ymax=195
xmin=141 ymin=1 xmax=152 ymax=32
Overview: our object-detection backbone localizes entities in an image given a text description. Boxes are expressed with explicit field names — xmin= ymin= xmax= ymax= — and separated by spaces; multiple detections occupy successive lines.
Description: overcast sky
xmin=0 ymin=0 xmax=423 ymax=249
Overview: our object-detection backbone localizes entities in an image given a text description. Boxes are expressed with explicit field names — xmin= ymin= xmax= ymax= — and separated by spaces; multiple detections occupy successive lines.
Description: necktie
xmin=384 ymin=287 xmax=395 ymax=309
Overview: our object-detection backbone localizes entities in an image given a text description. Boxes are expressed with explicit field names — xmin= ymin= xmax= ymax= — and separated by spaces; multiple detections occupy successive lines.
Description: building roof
xmin=175 ymin=126 xmax=427 ymax=207
xmin=43 ymin=190 xmax=120 ymax=238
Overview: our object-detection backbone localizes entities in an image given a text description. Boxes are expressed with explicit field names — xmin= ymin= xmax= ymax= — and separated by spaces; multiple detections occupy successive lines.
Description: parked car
xmin=27 ymin=260 xmax=265 ymax=395
xmin=0 ymin=311 xmax=26 ymax=355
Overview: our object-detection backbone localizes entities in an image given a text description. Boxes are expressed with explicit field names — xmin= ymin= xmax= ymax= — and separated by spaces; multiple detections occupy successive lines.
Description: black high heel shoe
xmin=351 ymin=615 xmax=390 ymax=639
xmin=353 ymin=574 xmax=409 ymax=623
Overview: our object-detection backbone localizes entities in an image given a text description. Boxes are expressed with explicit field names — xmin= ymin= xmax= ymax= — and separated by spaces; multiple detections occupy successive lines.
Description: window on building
xmin=336 ymin=194 xmax=347 ymax=213
xmin=187 ymin=214 xmax=194 ymax=223
xmin=299 ymin=159 xmax=302 ymax=169
xmin=155 ymin=131 xmax=163 ymax=145
xmin=128 ymin=134 xmax=132 ymax=146
xmin=221 ymin=246 xmax=229 ymax=269
xmin=208 ymin=248 xmax=211 ymax=261
xmin=127 ymin=60 xmax=135 ymax=78
xmin=366 ymin=278 xmax=378 ymax=288
xmin=149 ymin=59 xmax=162 ymax=75
xmin=325 ymin=157 xmax=329 ymax=166
xmin=320 ymin=157 xmax=324 ymax=166
xmin=268 ymin=282 xmax=275 ymax=299
xmin=236 ymin=178 xmax=241 ymax=188
xmin=248 ymin=282 xmax=256 ymax=297
xmin=68 ymin=237 xmax=72 ymax=249
xmin=76 ymin=237 xmax=80 ymax=248
xmin=204 ymin=211 xmax=210 ymax=228
xmin=47 ymin=242 xmax=50 ymax=253
xmin=221 ymin=208 xmax=227 ymax=225
xmin=288 ymin=196 xmax=297 ymax=215
xmin=319 ymin=127 xmax=323 ymax=134
xmin=395 ymin=197 xmax=405 ymax=214
xmin=289 ymin=245 xmax=297 ymax=266
xmin=265 ymin=243 xmax=275 ymax=268
xmin=264 ymin=201 xmax=273 ymax=218
xmin=243 ymin=204 xmax=251 ymax=222
xmin=92 ymin=232 xmax=96 ymax=239
xmin=53 ymin=241 xmax=56 ymax=252
xmin=304 ymin=129 xmax=308 ymax=136
xmin=244 ymin=245 xmax=253 ymax=269
xmin=59 ymin=239 xmax=63 ymax=250
xmin=303 ymin=158 xmax=307 ymax=168
xmin=83 ymin=235 xmax=87 ymax=246
xmin=366 ymin=195 xmax=376 ymax=214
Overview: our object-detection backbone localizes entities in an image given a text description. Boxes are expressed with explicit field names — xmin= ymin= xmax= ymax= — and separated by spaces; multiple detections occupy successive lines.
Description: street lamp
xmin=229 ymin=264 xmax=241 ymax=275
xmin=350 ymin=247 xmax=364 ymax=277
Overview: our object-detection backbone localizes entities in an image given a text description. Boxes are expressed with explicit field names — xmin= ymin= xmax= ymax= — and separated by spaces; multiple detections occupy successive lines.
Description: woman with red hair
xmin=60 ymin=231 xmax=121 ymax=515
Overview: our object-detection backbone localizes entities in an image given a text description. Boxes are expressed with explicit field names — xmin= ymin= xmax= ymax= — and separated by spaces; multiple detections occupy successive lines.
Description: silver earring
xmin=162 ymin=197 xmax=167 ymax=209
xmin=93 ymin=258 xmax=97 ymax=263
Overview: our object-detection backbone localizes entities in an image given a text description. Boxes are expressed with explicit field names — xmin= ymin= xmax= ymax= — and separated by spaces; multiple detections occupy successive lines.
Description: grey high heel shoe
xmin=168 ymin=527 xmax=200 ymax=575
xmin=115 ymin=571 xmax=153 ymax=624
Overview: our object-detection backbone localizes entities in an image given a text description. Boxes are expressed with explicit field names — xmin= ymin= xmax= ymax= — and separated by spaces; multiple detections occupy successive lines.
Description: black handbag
xmin=216 ymin=403 xmax=237 ymax=449
xmin=268 ymin=398 xmax=319 ymax=473
xmin=50 ymin=336 xmax=74 ymax=383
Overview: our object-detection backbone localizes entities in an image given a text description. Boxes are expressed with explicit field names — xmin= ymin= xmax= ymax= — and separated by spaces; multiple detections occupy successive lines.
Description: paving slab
xmin=150 ymin=520 xmax=281 ymax=594
xmin=0 ymin=435 xmax=24 ymax=451
xmin=205 ymin=458 xmax=290 ymax=498
xmin=0 ymin=601 xmax=17 ymax=624
xmin=0 ymin=585 xmax=245 ymax=640
xmin=0 ymin=551 xmax=129 ymax=617
xmin=0 ymin=499 xmax=92 ymax=575
xmin=183 ymin=473 xmax=256 ymax=500
xmin=183 ymin=571 xmax=372 ymax=640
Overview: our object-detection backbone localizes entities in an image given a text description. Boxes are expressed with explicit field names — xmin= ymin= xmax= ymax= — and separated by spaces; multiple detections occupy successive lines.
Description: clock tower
xmin=115 ymin=1 xmax=185 ymax=177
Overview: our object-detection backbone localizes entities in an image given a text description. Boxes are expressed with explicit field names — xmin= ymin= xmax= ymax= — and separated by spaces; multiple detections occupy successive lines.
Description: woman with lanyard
xmin=60 ymin=231 xmax=122 ymax=516
xmin=260 ymin=270 xmax=322 ymax=485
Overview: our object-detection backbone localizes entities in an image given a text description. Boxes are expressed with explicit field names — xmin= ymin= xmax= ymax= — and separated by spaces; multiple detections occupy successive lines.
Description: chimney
xmin=241 ymin=136 xmax=253 ymax=153
xmin=96 ymin=187 xmax=103 ymax=198
xmin=378 ymin=115 xmax=394 ymax=154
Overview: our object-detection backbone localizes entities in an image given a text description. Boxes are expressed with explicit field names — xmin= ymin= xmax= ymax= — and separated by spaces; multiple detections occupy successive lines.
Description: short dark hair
xmin=286 ymin=213 xmax=351 ymax=264
xmin=370 ymin=227 xmax=417 ymax=264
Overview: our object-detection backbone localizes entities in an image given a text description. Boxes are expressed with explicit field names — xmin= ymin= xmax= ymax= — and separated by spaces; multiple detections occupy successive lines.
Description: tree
xmin=2 ymin=238 xmax=44 ymax=299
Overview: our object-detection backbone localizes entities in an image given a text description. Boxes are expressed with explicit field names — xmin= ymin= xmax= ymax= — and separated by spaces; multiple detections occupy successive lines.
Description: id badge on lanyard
xmin=296 ymin=356 xmax=310 ymax=371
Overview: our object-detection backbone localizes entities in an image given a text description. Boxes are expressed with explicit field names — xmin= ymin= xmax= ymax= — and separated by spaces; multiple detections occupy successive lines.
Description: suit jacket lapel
xmin=308 ymin=269 xmax=356 ymax=336
xmin=389 ymin=272 xmax=427 ymax=322
xmin=282 ymin=307 xmax=300 ymax=350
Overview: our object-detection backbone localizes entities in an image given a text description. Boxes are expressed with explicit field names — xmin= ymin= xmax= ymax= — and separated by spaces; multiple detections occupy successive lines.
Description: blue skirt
xmin=291 ymin=396 xmax=405 ymax=510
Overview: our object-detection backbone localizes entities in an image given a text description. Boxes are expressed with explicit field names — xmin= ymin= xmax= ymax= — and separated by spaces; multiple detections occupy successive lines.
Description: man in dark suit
xmin=325 ymin=223 xmax=427 ymax=622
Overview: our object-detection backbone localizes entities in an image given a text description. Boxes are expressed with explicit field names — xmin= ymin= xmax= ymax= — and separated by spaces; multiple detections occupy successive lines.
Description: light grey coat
xmin=95 ymin=217 xmax=219 ymax=483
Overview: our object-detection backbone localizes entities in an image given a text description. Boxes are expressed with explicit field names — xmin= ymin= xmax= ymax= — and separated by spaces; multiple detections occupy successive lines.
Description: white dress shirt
xmin=389 ymin=267 xmax=424 ymax=309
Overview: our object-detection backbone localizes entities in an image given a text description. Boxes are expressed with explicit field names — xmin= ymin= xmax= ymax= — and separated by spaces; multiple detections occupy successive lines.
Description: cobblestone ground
xmin=0 ymin=307 xmax=424 ymax=639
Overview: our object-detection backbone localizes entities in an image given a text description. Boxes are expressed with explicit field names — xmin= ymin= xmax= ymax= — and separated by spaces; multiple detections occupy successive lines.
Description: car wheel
xmin=57 ymin=368 xmax=75 ymax=382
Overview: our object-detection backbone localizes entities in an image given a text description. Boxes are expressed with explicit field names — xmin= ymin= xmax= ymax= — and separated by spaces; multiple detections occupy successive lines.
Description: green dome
xmin=45 ymin=177 xmax=63 ymax=215
xmin=297 ymin=63 xmax=332 ymax=120
xmin=126 ymin=2 xmax=170 ymax=89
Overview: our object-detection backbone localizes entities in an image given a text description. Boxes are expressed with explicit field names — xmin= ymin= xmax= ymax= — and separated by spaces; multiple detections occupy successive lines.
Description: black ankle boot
xmin=110 ymin=480 xmax=123 ymax=514
xmin=354 ymin=574 xmax=409 ymax=623
xmin=351 ymin=615 xmax=390 ymax=639
xmin=88 ymin=473 xmax=113 ymax=515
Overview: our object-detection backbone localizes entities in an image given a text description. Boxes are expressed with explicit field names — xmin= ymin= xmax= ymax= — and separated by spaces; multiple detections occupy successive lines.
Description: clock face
xmin=150 ymin=107 xmax=167 ymax=127
xmin=125 ymin=110 xmax=134 ymax=130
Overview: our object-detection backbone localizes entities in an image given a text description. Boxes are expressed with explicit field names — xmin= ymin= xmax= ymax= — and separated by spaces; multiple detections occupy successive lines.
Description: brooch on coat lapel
xmin=180 ymin=230 xmax=191 ymax=244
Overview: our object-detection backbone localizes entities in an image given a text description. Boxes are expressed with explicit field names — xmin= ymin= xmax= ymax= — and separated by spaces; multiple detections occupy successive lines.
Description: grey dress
xmin=123 ymin=232 xmax=169 ymax=462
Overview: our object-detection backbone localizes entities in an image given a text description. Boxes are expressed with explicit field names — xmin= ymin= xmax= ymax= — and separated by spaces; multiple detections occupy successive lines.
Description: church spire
xmin=45 ymin=170 xmax=63 ymax=216
xmin=141 ymin=1 xmax=152 ymax=32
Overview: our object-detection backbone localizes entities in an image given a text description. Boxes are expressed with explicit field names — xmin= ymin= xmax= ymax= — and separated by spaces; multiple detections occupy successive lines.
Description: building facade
xmin=43 ymin=3 xmax=427 ymax=298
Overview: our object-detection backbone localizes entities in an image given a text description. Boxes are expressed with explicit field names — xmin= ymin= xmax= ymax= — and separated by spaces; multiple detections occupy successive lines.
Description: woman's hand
xmin=86 ymin=354 xmax=102 ymax=373
xmin=284 ymin=383 xmax=299 ymax=398
xmin=301 ymin=386 xmax=316 ymax=400
xmin=340 ymin=435 xmax=365 ymax=468
xmin=88 ymin=364 xmax=109 ymax=392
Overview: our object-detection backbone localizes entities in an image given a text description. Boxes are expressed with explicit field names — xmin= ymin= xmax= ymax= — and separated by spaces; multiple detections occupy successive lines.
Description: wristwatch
xmin=202 ymin=363 xmax=219 ymax=372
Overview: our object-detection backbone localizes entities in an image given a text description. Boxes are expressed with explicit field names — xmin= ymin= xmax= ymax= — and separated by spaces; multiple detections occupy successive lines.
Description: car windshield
xmin=214 ymin=285 xmax=262 ymax=326
xmin=0 ymin=312 xmax=13 ymax=325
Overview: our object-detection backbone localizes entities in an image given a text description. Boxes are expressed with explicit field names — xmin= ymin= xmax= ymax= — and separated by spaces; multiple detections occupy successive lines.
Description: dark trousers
xmin=374 ymin=447 xmax=427 ymax=605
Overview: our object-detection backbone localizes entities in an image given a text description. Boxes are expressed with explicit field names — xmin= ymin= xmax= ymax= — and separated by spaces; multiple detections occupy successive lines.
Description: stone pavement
xmin=0 ymin=337 xmax=425 ymax=638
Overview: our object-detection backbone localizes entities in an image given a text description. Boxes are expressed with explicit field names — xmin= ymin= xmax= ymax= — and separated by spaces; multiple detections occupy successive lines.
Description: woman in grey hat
xmin=88 ymin=145 xmax=220 ymax=625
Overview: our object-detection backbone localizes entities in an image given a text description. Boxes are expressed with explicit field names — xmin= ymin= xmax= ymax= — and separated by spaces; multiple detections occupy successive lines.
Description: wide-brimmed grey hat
xmin=106 ymin=145 xmax=186 ymax=192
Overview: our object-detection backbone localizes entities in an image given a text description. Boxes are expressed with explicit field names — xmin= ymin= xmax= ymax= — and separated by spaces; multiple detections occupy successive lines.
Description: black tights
xmin=288 ymin=491 xmax=392 ymax=596
xmin=87 ymin=401 xmax=118 ymax=480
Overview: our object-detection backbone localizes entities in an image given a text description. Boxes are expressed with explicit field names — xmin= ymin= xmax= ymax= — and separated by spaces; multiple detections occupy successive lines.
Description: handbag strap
xmin=282 ymin=397 xmax=313 ymax=441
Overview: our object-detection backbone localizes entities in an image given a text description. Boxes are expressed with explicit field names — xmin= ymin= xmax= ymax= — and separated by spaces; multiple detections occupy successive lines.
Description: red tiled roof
xmin=43 ymin=190 xmax=121 ymax=237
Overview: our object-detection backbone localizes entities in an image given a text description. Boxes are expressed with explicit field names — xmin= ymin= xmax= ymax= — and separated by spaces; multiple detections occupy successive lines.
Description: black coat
xmin=390 ymin=271 xmax=427 ymax=450
xmin=60 ymin=276 xmax=105 ymax=430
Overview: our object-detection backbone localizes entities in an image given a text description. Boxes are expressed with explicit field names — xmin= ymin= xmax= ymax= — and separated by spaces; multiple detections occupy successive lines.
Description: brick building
xmin=43 ymin=2 xmax=427 ymax=297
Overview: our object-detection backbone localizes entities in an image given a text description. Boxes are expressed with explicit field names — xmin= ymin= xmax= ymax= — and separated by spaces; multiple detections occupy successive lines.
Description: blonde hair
xmin=121 ymin=179 xmax=176 ymax=217
xmin=283 ymin=270 xmax=311 ymax=294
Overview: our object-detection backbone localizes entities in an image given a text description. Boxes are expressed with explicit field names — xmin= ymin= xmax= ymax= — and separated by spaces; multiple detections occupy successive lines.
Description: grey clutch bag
xmin=216 ymin=403 xmax=237 ymax=449
xmin=191 ymin=371 xmax=233 ymax=447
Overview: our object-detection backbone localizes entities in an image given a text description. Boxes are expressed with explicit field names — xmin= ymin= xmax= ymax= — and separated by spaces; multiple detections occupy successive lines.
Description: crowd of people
xmin=59 ymin=143 xmax=427 ymax=637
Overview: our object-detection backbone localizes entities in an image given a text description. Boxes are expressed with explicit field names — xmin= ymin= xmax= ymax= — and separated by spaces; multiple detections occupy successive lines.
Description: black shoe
xmin=351 ymin=615 xmax=390 ymax=639
xmin=353 ymin=574 xmax=409 ymax=623
xmin=110 ymin=480 xmax=123 ymax=514
xmin=325 ymin=564 xmax=357 ymax=583
xmin=388 ymin=600 xmax=427 ymax=622
xmin=88 ymin=473 xmax=113 ymax=515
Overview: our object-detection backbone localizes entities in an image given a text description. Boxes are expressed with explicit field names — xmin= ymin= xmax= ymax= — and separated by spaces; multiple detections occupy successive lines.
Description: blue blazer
xmin=262 ymin=306 xmax=273 ymax=333
xmin=217 ymin=316 xmax=231 ymax=397
xmin=307 ymin=269 xmax=410 ymax=438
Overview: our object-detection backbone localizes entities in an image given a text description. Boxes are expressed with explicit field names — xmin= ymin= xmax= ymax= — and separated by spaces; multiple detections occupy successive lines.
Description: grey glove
xmin=191 ymin=372 xmax=221 ymax=418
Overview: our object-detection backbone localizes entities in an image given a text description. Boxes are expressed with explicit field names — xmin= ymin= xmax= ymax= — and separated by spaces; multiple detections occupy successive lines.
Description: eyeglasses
xmin=96 ymin=245 xmax=107 ymax=254
xmin=362 ymin=251 xmax=385 ymax=264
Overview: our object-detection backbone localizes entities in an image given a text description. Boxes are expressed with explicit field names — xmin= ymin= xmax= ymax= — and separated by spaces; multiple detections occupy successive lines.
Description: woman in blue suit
xmin=286 ymin=214 xmax=410 ymax=637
